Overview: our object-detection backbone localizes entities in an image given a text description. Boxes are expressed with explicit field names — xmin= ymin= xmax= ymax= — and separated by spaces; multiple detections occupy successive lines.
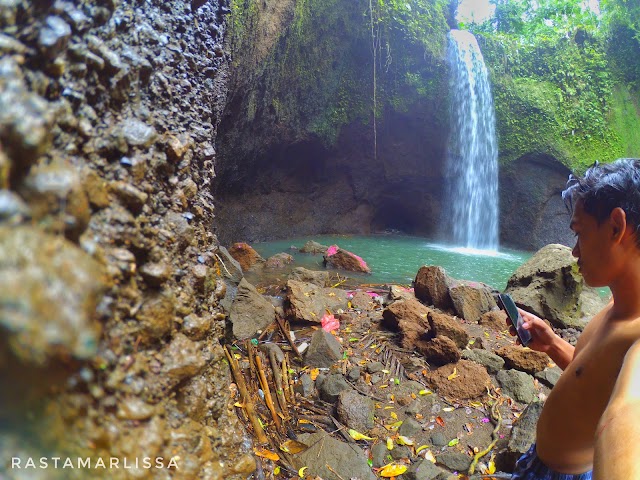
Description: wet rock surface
xmin=0 ymin=0 xmax=250 ymax=478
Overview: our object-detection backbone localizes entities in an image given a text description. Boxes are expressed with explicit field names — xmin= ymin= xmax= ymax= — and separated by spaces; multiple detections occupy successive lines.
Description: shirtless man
xmin=507 ymin=158 xmax=640 ymax=479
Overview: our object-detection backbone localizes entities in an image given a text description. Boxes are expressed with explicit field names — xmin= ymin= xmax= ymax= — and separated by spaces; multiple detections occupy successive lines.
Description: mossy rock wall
xmin=214 ymin=0 xmax=453 ymax=243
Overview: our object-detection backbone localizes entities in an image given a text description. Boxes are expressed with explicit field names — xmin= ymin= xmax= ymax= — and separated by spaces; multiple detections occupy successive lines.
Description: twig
xmin=331 ymin=416 xmax=356 ymax=444
xmin=326 ymin=464 xmax=347 ymax=480
xmin=223 ymin=346 xmax=268 ymax=444
xmin=255 ymin=353 xmax=281 ymax=429
xmin=468 ymin=397 xmax=503 ymax=475
xmin=268 ymin=347 xmax=289 ymax=418
xmin=214 ymin=253 xmax=232 ymax=277
xmin=276 ymin=315 xmax=302 ymax=358
xmin=281 ymin=356 xmax=293 ymax=405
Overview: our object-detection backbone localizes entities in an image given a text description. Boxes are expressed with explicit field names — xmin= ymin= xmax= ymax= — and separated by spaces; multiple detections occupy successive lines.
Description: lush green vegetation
xmin=469 ymin=0 xmax=640 ymax=171
xmin=227 ymin=0 xmax=451 ymax=147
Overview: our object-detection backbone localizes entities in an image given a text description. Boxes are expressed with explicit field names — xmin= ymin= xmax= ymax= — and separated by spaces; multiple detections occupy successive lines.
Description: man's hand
xmin=506 ymin=307 xmax=575 ymax=369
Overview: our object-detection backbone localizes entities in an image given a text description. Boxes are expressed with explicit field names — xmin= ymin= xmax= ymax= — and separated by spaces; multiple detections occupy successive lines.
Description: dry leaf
xmin=254 ymin=448 xmax=279 ymax=461
xmin=280 ymin=440 xmax=308 ymax=454
xmin=348 ymin=429 xmax=374 ymax=441
xmin=447 ymin=368 xmax=459 ymax=380
xmin=310 ymin=368 xmax=320 ymax=381
xmin=396 ymin=435 xmax=414 ymax=446
xmin=378 ymin=463 xmax=407 ymax=477
xmin=436 ymin=416 xmax=445 ymax=427
xmin=298 ymin=466 xmax=308 ymax=477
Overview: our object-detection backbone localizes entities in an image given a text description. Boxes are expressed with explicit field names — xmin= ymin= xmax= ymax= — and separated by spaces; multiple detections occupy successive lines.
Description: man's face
xmin=570 ymin=201 xmax=613 ymax=287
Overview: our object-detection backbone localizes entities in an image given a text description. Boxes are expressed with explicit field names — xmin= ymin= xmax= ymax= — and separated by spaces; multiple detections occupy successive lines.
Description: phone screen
xmin=498 ymin=293 xmax=533 ymax=347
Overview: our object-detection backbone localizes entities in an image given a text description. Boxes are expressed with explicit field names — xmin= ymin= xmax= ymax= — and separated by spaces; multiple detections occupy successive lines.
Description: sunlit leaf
xmin=254 ymin=447 xmax=279 ymax=461
xmin=419 ymin=389 xmax=432 ymax=395
xmin=390 ymin=412 xmax=398 ymax=420
xmin=310 ymin=368 xmax=320 ymax=381
xmin=348 ymin=429 xmax=374 ymax=441
xmin=435 ymin=416 xmax=445 ymax=427
xmin=396 ymin=435 xmax=414 ymax=446
xmin=424 ymin=449 xmax=437 ymax=463
xmin=448 ymin=438 xmax=459 ymax=447
xmin=447 ymin=368 xmax=459 ymax=380
xmin=386 ymin=437 xmax=394 ymax=450
xmin=489 ymin=459 xmax=496 ymax=474
xmin=416 ymin=445 xmax=429 ymax=454
xmin=298 ymin=466 xmax=307 ymax=477
xmin=233 ymin=402 xmax=243 ymax=408
xmin=378 ymin=463 xmax=407 ymax=477
xmin=274 ymin=466 xmax=281 ymax=475
xmin=443 ymin=407 xmax=454 ymax=412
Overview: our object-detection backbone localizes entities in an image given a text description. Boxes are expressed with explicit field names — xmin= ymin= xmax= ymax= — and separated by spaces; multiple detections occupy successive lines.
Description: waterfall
xmin=443 ymin=29 xmax=499 ymax=251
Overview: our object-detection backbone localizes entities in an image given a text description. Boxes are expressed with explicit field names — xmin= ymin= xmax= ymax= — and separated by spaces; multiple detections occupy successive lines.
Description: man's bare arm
xmin=515 ymin=308 xmax=575 ymax=370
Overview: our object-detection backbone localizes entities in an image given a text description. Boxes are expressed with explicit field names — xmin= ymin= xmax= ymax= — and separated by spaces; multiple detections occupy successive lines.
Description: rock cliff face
xmin=0 ymin=1 xmax=251 ymax=478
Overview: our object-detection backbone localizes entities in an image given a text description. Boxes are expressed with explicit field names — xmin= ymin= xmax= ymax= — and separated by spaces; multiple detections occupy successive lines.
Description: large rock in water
xmin=228 ymin=242 xmax=264 ymax=271
xmin=324 ymin=245 xmax=371 ymax=273
xmin=505 ymin=244 xmax=608 ymax=329
xmin=0 ymin=226 xmax=105 ymax=364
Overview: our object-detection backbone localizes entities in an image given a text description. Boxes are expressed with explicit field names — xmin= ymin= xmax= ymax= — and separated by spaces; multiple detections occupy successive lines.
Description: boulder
xmin=462 ymin=349 xmax=505 ymax=374
xmin=496 ymin=369 xmax=537 ymax=404
xmin=418 ymin=336 xmax=460 ymax=366
xmin=479 ymin=309 xmax=508 ymax=332
xmin=414 ymin=265 xmax=454 ymax=310
xmin=215 ymin=246 xmax=243 ymax=284
xmin=229 ymin=278 xmax=275 ymax=339
xmin=337 ymin=390 xmax=375 ymax=432
xmin=299 ymin=240 xmax=329 ymax=254
xmin=449 ymin=281 xmax=497 ymax=322
xmin=428 ymin=310 xmax=469 ymax=348
xmin=497 ymin=402 xmax=543 ymax=471
xmin=287 ymin=267 xmax=329 ymax=287
xmin=423 ymin=360 xmax=491 ymax=400
xmin=324 ymin=245 xmax=371 ymax=274
xmin=505 ymin=244 xmax=608 ymax=329
xmin=381 ymin=298 xmax=432 ymax=351
xmin=495 ymin=345 xmax=550 ymax=375
xmin=284 ymin=280 xmax=348 ymax=323
xmin=264 ymin=252 xmax=293 ymax=269
xmin=228 ymin=242 xmax=264 ymax=271
xmin=304 ymin=329 xmax=342 ymax=368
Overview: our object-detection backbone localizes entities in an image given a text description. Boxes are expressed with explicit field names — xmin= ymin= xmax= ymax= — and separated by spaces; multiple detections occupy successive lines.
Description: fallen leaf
xmin=448 ymin=438 xmax=459 ymax=447
xmin=424 ymin=450 xmax=437 ymax=463
xmin=386 ymin=437 xmax=394 ymax=450
xmin=348 ymin=429 xmax=374 ymax=441
xmin=280 ymin=440 xmax=308 ymax=454
xmin=435 ymin=416 xmax=445 ymax=427
xmin=396 ymin=435 xmax=414 ymax=446
xmin=443 ymin=407 xmax=454 ymax=412
xmin=233 ymin=402 xmax=244 ymax=408
xmin=274 ymin=466 xmax=281 ymax=475
xmin=415 ymin=445 xmax=429 ymax=454
xmin=447 ymin=368 xmax=459 ymax=381
xmin=419 ymin=389 xmax=432 ymax=395
xmin=310 ymin=368 xmax=320 ymax=381
xmin=298 ymin=466 xmax=307 ymax=477
xmin=378 ymin=463 xmax=407 ymax=477
xmin=390 ymin=412 xmax=398 ymax=420
xmin=254 ymin=448 xmax=279 ymax=461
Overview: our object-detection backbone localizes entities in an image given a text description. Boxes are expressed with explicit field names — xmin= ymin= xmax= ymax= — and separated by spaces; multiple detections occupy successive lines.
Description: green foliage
xmin=227 ymin=0 xmax=451 ymax=147
xmin=470 ymin=0 xmax=640 ymax=171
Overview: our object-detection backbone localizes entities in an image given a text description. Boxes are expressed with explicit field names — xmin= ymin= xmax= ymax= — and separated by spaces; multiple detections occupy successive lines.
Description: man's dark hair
xmin=562 ymin=158 xmax=640 ymax=246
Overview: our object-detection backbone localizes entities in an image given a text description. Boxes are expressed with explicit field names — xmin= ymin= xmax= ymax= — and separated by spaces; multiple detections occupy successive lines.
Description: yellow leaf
xmin=348 ymin=301 xmax=352 ymax=308
xmin=390 ymin=412 xmax=398 ymax=420
xmin=379 ymin=384 xmax=389 ymax=389
xmin=348 ymin=429 xmax=374 ymax=441
xmin=378 ymin=463 xmax=407 ymax=477
xmin=419 ymin=389 xmax=432 ymax=395
xmin=233 ymin=402 xmax=244 ymax=408
xmin=443 ymin=407 xmax=454 ymax=412
xmin=415 ymin=445 xmax=429 ymax=454
xmin=298 ymin=419 xmax=311 ymax=424
xmin=396 ymin=435 xmax=414 ymax=446
xmin=488 ymin=459 xmax=496 ymax=474
xmin=310 ymin=368 xmax=320 ymax=381
xmin=447 ymin=368 xmax=459 ymax=380
xmin=298 ymin=466 xmax=308 ymax=477
xmin=386 ymin=437 xmax=394 ymax=450
xmin=274 ymin=466 xmax=281 ymax=475
xmin=469 ymin=401 xmax=483 ymax=408
xmin=448 ymin=438 xmax=459 ymax=447
xmin=254 ymin=448 xmax=279 ymax=461
xmin=424 ymin=450 xmax=437 ymax=463
xmin=280 ymin=440 xmax=308 ymax=454
xmin=234 ymin=353 xmax=242 ymax=359
xmin=384 ymin=421 xmax=403 ymax=430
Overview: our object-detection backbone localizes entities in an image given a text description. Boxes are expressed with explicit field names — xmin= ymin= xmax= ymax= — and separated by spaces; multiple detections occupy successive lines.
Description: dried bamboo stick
xmin=281 ymin=357 xmax=292 ymax=405
xmin=284 ymin=354 xmax=296 ymax=401
xmin=255 ymin=354 xmax=281 ymax=429
xmin=268 ymin=349 xmax=289 ymax=418
xmin=276 ymin=315 xmax=302 ymax=358
xmin=223 ymin=346 xmax=268 ymax=444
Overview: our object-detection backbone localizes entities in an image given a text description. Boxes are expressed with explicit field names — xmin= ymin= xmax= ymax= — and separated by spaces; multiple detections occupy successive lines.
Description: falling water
xmin=443 ymin=29 xmax=499 ymax=251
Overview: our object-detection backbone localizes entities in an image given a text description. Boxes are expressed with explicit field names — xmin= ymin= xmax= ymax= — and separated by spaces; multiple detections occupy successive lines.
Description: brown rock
xmin=324 ymin=246 xmax=371 ymax=274
xmin=135 ymin=292 xmax=175 ymax=344
xmin=381 ymin=298 xmax=431 ymax=351
xmin=264 ymin=252 xmax=294 ymax=269
xmin=495 ymin=345 xmax=550 ymax=374
xmin=162 ymin=334 xmax=206 ymax=383
xmin=83 ymin=169 xmax=111 ymax=209
xmin=140 ymin=262 xmax=172 ymax=287
xmin=428 ymin=310 xmax=469 ymax=348
xmin=418 ymin=336 xmax=460 ymax=366
xmin=228 ymin=242 xmax=264 ymax=271
xmin=350 ymin=291 xmax=374 ymax=309
xmin=167 ymin=133 xmax=193 ymax=162
xmin=479 ymin=309 xmax=508 ymax=332
xmin=423 ymin=360 xmax=491 ymax=400
xmin=414 ymin=265 xmax=453 ymax=309
xmin=111 ymin=181 xmax=148 ymax=214
xmin=284 ymin=280 xmax=348 ymax=323
xmin=449 ymin=282 xmax=496 ymax=322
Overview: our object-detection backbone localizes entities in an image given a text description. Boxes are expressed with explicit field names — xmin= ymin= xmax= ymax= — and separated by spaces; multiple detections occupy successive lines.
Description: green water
xmin=251 ymin=234 xmax=532 ymax=291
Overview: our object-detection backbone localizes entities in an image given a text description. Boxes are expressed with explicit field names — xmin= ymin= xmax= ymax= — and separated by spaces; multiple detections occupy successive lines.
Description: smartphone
xmin=497 ymin=293 xmax=533 ymax=347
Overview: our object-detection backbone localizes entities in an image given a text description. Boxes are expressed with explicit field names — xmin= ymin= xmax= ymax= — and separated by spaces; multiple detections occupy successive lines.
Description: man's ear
xmin=610 ymin=207 xmax=627 ymax=242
